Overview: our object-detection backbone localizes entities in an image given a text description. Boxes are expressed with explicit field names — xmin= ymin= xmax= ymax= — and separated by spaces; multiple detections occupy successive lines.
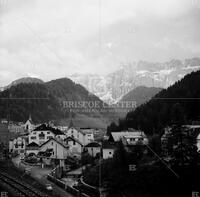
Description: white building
xmin=8 ymin=122 xmax=25 ymax=134
xmin=121 ymin=132 xmax=148 ymax=146
xmin=28 ymin=124 xmax=66 ymax=146
xmin=9 ymin=136 xmax=26 ymax=154
xmin=66 ymin=126 xmax=94 ymax=146
xmin=39 ymin=138 xmax=70 ymax=167
xmin=109 ymin=130 xmax=148 ymax=144
xmin=102 ymin=142 xmax=116 ymax=159
xmin=80 ymin=128 xmax=95 ymax=145
xmin=65 ymin=136 xmax=83 ymax=157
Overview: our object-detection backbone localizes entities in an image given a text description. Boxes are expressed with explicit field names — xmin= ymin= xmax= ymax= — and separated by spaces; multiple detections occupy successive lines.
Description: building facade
xmin=28 ymin=124 xmax=65 ymax=145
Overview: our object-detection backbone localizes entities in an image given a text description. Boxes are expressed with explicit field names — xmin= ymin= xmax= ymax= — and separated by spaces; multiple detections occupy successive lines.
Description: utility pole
xmin=99 ymin=141 xmax=102 ymax=197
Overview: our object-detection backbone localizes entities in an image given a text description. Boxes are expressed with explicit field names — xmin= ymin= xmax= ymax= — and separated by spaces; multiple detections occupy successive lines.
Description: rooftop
xmin=65 ymin=136 xmax=83 ymax=146
xmin=33 ymin=123 xmax=64 ymax=135
xmin=85 ymin=142 xmax=101 ymax=148
xmin=40 ymin=137 xmax=69 ymax=149
xmin=27 ymin=142 xmax=39 ymax=147
xmin=102 ymin=141 xmax=117 ymax=149
xmin=110 ymin=131 xmax=146 ymax=142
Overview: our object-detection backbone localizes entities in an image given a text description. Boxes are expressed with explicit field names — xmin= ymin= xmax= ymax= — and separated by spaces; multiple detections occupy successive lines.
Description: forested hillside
xmin=0 ymin=78 xmax=107 ymax=124
xmin=0 ymin=83 xmax=61 ymax=122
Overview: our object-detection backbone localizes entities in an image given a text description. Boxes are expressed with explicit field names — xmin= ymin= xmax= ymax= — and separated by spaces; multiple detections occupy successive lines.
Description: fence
xmin=47 ymin=174 xmax=90 ymax=197
xmin=79 ymin=176 xmax=100 ymax=197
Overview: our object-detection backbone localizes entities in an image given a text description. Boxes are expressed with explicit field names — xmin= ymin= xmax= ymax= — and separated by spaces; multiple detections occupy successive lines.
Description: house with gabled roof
xmin=109 ymin=129 xmax=148 ymax=145
xmin=65 ymin=136 xmax=83 ymax=156
xmin=28 ymin=123 xmax=66 ymax=146
xmin=38 ymin=137 xmax=70 ymax=168
xmin=80 ymin=128 xmax=95 ymax=145
xmin=84 ymin=142 xmax=101 ymax=157
xmin=102 ymin=141 xmax=116 ymax=159
xmin=66 ymin=120 xmax=95 ymax=145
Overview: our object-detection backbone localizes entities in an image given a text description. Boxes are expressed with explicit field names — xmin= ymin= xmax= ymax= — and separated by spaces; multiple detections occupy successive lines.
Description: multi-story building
xmin=9 ymin=136 xmax=27 ymax=154
xmin=121 ymin=132 xmax=148 ymax=146
xmin=80 ymin=128 xmax=95 ymax=145
xmin=66 ymin=122 xmax=95 ymax=146
xmin=28 ymin=124 xmax=65 ymax=146
xmin=8 ymin=122 xmax=25 ymax=134
xmin=39 ymin=138 xmax=70 ymax=168
xmin=65 ymin=136 xmax=83 ymax=156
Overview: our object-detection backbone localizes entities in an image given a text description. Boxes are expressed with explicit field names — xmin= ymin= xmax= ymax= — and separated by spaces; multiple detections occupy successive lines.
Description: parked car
xmin=45 ymin=183 xmax=53 ymax=191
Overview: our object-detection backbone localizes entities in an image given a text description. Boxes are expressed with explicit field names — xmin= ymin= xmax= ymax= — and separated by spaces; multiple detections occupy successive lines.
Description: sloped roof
xmin=102 ymin=141 xmax=117 ymax=149
xmin=67 ymin=127 xmax=85 ymax=135
xmin=65 ymin=136 xmax=83 ymax=146
xmin=85 ymin=142 xmax=101 ymax=148
xmin=27 ymin=142 xmax=39 ymax=147
xmin=33 ymin=124 xmax=64 ymax=135
xmin=40 ymin=137 xmax=69 ymax=149
xmin=110 ymin=131 xmax=146 ymax=142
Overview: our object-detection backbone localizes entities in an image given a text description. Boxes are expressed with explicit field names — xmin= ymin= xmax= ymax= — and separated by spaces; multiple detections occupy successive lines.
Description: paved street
xmin=12 ymin=156 xmax=74 ymax=197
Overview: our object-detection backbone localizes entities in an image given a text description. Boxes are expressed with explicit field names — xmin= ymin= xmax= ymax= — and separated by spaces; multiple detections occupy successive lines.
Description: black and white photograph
xmin=0 ymin=0 xmax=200 ymax=196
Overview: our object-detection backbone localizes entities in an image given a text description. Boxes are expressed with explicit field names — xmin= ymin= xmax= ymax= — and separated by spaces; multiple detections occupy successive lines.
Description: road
xmin=12 ymin=156 xmax=74 ymax=197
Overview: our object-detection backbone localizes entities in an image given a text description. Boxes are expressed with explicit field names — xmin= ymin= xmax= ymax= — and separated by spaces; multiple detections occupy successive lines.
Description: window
xmin=47 ymin=131 xmax=50 ymax=134
xmin=52 ymin=142 xmax=54 ymax=145
xmin=31 ymin=136 xmax=36 ymax=140
xmin=73 ymin=141 xmax=76 ymax=145
xmin=39 ymin=132 xmax=45 ymax=140
xmin=109 ymin=152 xmax=112 ymax=154
xmin=47 ymin=136 xmax=52 ymax=139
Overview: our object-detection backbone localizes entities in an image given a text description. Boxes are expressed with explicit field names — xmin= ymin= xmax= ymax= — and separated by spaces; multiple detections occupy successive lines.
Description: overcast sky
xmin=0 ymin=0 xmax=200 ymax=86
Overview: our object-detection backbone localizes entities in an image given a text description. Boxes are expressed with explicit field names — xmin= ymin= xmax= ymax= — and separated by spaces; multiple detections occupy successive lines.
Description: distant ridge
xmin=3 ymin=77 xmax=44 ymax=91
xmin=120 ymin=86 xmax=163 ymax=106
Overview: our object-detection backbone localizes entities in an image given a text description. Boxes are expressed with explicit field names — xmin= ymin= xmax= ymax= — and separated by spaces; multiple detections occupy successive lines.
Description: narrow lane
xmin=12 ymin=156 xmax=75 ymax=197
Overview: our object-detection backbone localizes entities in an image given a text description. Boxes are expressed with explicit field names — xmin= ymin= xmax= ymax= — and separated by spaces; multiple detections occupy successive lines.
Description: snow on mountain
xmin=69 ymin=58 xmax=200 ymax=104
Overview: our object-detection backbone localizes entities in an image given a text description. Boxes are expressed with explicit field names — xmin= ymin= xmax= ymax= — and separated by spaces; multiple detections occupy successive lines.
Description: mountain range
xmin=68 ymin=57 xmax=200 ymax=104
xmin=111 ymin=70 xmax=200 ymax=135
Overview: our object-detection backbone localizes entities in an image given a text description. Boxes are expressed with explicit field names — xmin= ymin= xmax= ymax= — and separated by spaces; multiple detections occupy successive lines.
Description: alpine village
xmin=1 ymin=70 xmax=200 ymax=197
